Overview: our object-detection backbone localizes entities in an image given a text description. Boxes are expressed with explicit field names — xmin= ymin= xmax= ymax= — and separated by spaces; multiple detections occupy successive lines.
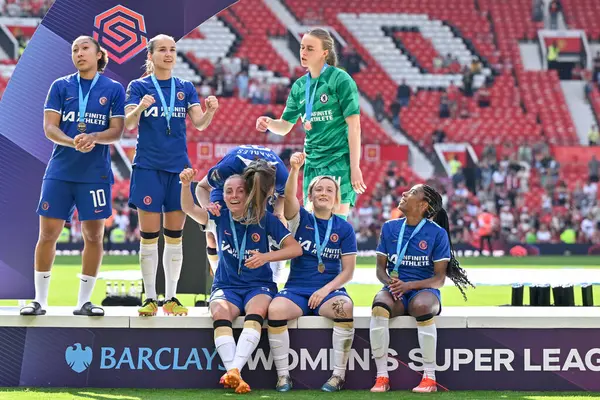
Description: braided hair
xmin=422 ymin=184 xmax=474 ymax=301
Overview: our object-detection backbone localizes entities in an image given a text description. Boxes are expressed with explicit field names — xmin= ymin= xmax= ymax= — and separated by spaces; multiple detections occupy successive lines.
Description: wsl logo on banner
xmin=92 ymin=5 xmax=149 ymax=64
xmin=64 ymin=343 xmax=600 ymax=373
xmin=65 ymin=343 xmax=93 ymax=373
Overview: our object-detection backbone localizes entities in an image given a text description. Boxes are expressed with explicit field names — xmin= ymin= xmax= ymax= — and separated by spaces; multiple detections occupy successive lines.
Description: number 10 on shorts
xmin=89 ymin=189 xmax=107 ymax=208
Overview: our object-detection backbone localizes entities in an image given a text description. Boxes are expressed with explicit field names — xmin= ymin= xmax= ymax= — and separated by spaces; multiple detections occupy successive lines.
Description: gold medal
xmin=390 ymin=270 xmax=399 ymax=279
xmin=318 ymin=263 xmax=325 ymax=273
xmin=77 ymin=122 xmax=86 ymax=133
xmin=304 ymin=121 xmax=312 ymax=131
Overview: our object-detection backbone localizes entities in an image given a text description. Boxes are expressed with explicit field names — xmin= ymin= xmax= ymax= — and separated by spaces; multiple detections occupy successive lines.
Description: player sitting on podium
xmin=179 ymin=164 xmax=302 ymax=394
xmin=267 ymin=152 xmax=357 ymax=392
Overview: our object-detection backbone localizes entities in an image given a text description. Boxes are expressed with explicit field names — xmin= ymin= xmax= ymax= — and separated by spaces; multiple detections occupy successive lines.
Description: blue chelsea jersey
xmin=286 ymin=208 xmax=357 ymax=288
xmin=207 ymin=145 xmax=289 ymax=198
xmin=43 ymin=73 xmax=125 ymax=183
xmin=207 ymin=209 xmax=291 ymax=289
xmin=125 ymin=76 xmax=200 ymax=173
xmin=376 ymin=218 xmax=451 ymax=282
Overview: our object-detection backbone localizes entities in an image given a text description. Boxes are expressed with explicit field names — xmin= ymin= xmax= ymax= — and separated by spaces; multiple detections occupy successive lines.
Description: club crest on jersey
xmin=99 ymin=96 xmax=107 ymax=106
xmin=251 ymin=233 xmax=261 ymax=243
xmin=41 ymin=201 xmax=49 ymax=211
xmin=330 ymin=233 xmax=339 ymax=243
xmin=177 ymin=91 xmax=185 ymax=101
xmin=419 ymin=240 xmax=428 ymax=250
xmin=143 ymin=196 xmax=152 ymax=205
xmin=320 ymin=93 xmax=328 ymax=104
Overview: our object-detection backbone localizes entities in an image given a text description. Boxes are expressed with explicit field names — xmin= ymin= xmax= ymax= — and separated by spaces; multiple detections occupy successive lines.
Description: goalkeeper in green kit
xmin=256 ymin=28 xmax=366 ymax=219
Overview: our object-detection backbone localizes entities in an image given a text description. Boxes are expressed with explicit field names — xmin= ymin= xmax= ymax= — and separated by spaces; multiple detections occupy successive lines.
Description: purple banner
xmin=0 ymin=0 xmax=237 ymax=299
xmin=1 ymin=327 xmax=599 ymax=390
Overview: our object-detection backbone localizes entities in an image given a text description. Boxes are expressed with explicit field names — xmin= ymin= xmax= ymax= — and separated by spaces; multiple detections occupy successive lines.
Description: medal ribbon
xmin=391 ymin=219 xmax=427 ymax=277
xmin=77 ymin=72 xmax=100 ymax=125
xmin=150 ymin=74 xmax=176 ymax=134
xmin=312 ymin=213 xmax=333 ymax=270
xmin=304 ymin=64 xmax=328 ymax=128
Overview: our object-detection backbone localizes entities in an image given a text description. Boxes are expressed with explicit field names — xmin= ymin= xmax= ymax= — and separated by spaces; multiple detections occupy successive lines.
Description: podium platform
xmin=1 ymin=306 xmax=599 ymax=391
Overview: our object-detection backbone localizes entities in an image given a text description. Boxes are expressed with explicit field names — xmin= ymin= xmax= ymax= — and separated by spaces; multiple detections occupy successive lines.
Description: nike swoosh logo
xmin=306 ymin=225 xmax=314 ymax=230
xmin=299 ymin=99 xmax=305 ymax=105
xmin=66 ymin=97 xmax=74 ymax=101
xmin=81 ymin=279 xmax=88 ymax=282
xmin=94 ymin=209 xmax=103 ymax=214
xmin=44 ymin=275 xmax=50 ymax=278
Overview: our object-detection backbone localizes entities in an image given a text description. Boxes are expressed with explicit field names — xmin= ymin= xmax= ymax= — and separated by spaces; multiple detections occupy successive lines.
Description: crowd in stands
xmin=4 ymin=0 xmax=600 ymax=250
xmin=0 ymin=0 xmax=52 ymax=17
xmin=351 ymin=140 xmax=600 ymax=248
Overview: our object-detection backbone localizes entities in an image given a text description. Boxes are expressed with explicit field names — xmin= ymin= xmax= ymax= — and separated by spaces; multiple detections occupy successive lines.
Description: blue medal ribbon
xmin=312 ymin=213 xmax=333 ymax=270
xmin=304 ymin=64 xmax=328 ymax=129
xmin=229 ymin=212 xmax=248 ymax=275
xmin=150 ymin=74 xmax=176 ymax=135
xmin=77 ymin=72 xmax=100 ymax=127
xmin=390 ymin=219 xmax=427 ymax=278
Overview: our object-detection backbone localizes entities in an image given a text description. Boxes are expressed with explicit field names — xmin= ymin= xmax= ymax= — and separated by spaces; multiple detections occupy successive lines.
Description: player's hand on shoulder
xmin=244 ymin=250 xmax=269 ymax=269
xmin=205 ymin=96 xmax=219 ymax=112
xmin=290 ymin=152 xmax=306 ymax=170
xmin=205 ymin=202 xmax=221 ymax=216
xmin=140 ymin=94 xmax=155 ymax=110
xmin=256 ymin=116 xmax=271 ymax=132
xmin=179 ymin=168 xmax=197 ymax=187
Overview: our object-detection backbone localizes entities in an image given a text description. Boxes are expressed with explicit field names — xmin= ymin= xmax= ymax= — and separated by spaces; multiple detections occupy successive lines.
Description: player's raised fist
xmin=256 ymin=116 xmax=271 ymax=132
xmin=205 ymin=96 xmax=219 ymax=112
xmin=140 ymin=94 xmax=155 ymax=110
xmin=179 ymin=168 xmax=197 ymax=186
xmin=290 ymin=152 xmax=306 ymax=170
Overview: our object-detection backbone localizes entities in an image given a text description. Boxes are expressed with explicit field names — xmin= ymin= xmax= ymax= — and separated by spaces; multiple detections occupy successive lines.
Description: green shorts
xmin=303 ymin=153 xmax=356 ymax=207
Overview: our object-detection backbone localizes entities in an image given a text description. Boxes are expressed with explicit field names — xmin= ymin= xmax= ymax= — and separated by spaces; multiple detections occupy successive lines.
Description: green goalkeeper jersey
xmin=281 ymin=66 xmax=360 ymax=168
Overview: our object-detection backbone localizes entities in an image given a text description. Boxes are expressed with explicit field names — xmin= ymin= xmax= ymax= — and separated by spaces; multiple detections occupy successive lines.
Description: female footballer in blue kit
xmin=180 ymin=160 xmax=303 ymax=394
xmin=195 ymin=144 xmax=289 ymax=280
xmin=124 ymin=34 xmax=219 ymax=317
xmin=267 ymin=152 xmax=357 ymax=392
xmin=20 ymin=36 xmax=125 ymax=317
xmin=368 ymin=184 xmax=473 ymax=393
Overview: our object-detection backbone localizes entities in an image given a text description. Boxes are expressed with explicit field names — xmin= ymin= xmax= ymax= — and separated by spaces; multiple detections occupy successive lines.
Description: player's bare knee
xmin=210 ymin=307 xmax=231 ymax=322
xmin=206 ymin=232 xmax=216 ymax=247
xmin=210 ymin=302 xmax=233 ymax=321
xmin=267 ymin=299 xmax=289 ymax=320
xmin=246 ymin=304 xmax=269 ymax=319
xmin=409 ymin=301 xmax=436 ymax=318
xmin=372 ymin=290 xmax=394 ymax=308
xmin=38 ymin=228 xmax=62 ymax=244
xmin=336 ymin=297 xmax=354 ymax=319
xmin=81 ymin=227 xmax=104 ymax=244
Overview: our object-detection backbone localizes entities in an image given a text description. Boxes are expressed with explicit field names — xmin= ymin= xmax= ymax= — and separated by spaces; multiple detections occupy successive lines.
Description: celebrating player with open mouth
xmin=124 ymin=34 xmax=219 ymax=317
xmin=180 ymin=161 xmax=302 ymax=394
xmin=195 ymin=144 xmax=289 ymax=282
xmin=21 ymin=36 xmax=125 ymax=317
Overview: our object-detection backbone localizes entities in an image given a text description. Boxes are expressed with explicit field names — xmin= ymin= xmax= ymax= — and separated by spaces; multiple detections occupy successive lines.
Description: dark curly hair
xmin=422 ymin=184 xmax=475 ymax=301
